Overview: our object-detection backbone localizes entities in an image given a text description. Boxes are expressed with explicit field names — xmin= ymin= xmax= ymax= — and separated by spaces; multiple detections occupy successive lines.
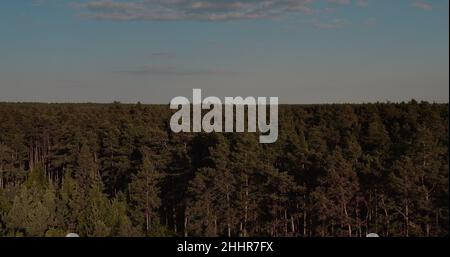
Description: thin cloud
xmin=356 ymin=0 xmax=368 ymax=7
xmin=67 ymin=0 xmax=379 ymax=23
xmin=71 ymin=0 xmax=317 ymax=21
xmin=412 ymin=1 xmax=433 ymax=10
xmin=328 ymin=0 xmax=351 ymax=5
xmin=313 ymin=18 xmax=347 ymax=29
xmin=115 ymin=65 xmax=230 ymax=76
xmin=150 ymin=52 xmax=176 ymax=58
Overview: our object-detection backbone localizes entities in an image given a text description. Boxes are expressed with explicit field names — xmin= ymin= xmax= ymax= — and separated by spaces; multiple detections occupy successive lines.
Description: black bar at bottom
xmin=1 ymin=237 xmax=447 ymax=256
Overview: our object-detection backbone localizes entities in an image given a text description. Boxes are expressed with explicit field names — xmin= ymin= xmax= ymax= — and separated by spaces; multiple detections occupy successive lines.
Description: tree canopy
xmin=0 ymin=102 xmax=448 ymax=237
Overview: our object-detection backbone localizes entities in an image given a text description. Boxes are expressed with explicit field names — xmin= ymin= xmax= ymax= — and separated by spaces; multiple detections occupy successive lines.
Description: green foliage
xmin=0 ymin=102 xmax=447 ymax=237
xmin=129 ymin=149 xmax=161 ymax=235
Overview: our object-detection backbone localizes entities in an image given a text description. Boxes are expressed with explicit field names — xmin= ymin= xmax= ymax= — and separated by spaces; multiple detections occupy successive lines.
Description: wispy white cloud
xmin=68 ymin=0 xmax=379 ymax=22
xmin=41 ymin=0 xmax=442 ymax=25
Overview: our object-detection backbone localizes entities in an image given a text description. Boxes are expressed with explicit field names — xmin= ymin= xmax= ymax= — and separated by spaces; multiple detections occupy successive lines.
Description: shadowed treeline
xmin=0 ymin=101 xmax=448 ymax=237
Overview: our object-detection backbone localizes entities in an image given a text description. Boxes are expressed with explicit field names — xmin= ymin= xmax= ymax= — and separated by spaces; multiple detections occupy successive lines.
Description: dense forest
xmin=0 ymin=101 xmax=448 ymax=237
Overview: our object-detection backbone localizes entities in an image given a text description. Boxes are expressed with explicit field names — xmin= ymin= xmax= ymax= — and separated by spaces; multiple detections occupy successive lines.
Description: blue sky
xmin=0 ymin=0 xmax=448 ymax=103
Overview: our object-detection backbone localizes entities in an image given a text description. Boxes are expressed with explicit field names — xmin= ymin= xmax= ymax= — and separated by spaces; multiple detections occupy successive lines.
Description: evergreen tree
xmin=0 ymin=102 xmax=447 ymax=237
xmin=312 ymin=149 xmax=359 ymax=236
xmin=129 ymin=149 xmax=161 ymax=235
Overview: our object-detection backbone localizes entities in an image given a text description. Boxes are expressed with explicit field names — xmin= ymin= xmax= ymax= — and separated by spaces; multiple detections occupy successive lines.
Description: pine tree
xmin=263 ymin=165 xmax=298 ymax=236
xmin=312 ymin=148 xmax=359 ymax=237
xmin=0 ymin=102 xmax=448 ymax=237
xmin=71 ymin=142 xmax=112 ymax=236
xmin=388 ymin=156 xmax=418 ymax=236
xmin=110 ymin=192 xmax=138 ymax=236
xmin=185 ymin=134 xmax=239 ymax=237
xmin=230 ymin=133 xmax=261 ymax=237
xmin=129 ymin=149 xmax=161 ymax=235
xmin=186 ymin=170 xmax=217 ymax=236
xmin=5 ymin=186 xmax=32 ymax=236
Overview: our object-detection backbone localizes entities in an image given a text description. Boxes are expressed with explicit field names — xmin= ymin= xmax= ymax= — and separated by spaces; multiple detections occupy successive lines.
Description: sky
xmin=0 ymin=0 xmax=448 ymax=104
